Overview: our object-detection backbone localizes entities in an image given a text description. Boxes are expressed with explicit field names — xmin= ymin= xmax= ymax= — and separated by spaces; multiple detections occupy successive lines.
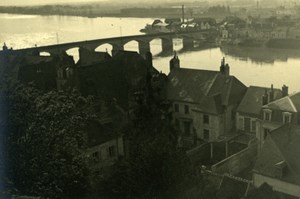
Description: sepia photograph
xmin=0 ymin=0 xmax=300 ymax=198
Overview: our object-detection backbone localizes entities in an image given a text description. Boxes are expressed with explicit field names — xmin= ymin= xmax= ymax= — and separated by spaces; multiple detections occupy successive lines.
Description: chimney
xmin=282 ymin=84 xmax=289 ymax=97
xmin=169 ymin=51 xmax=180 ymax=72
xmin=269 ymin=84 xmax=274 ymax=102
xmin=220 ymin=57 xmax=230 ymax=76
xmin=262 ymin=90 xmax=268 ymax=105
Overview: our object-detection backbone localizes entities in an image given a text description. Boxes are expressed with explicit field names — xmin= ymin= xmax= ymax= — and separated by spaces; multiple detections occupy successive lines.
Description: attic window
xmin=274 ymin=161 xmax=287 ymax=179
xmin=263 ymin=109 xmax=272 ymax=121
xmin=282 ymin=112 xmax=292 ymax=124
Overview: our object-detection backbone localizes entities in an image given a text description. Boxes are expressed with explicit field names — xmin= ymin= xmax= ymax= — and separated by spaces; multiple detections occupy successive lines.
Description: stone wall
xmin=211 ymin=139 xmax=257 ymax=176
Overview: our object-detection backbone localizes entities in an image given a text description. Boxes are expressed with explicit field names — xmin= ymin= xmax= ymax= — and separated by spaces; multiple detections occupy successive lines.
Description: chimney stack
xmin=269 ymin=84 xmax=274 ymax=102
xmin=220 ymin=57 xmax=230 ymax=76
xmin=282 ymin=85 xmax=289 ymax=97
xmin=169 ymin=51 xmax=180 ymax=72
xmin=262 ymin=89 xmax=268 ymax=105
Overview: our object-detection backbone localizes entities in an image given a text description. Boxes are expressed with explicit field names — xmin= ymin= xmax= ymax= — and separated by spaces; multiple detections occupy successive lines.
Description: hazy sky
xmin=0 ymin=0 xmax=108 ymax=6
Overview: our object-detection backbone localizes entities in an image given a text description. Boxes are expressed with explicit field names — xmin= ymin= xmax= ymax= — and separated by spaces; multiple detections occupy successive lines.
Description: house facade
xmin=256 ymin=91 xmax=300 ymax=149
xmin=167 ymin=56 xmax=247 ymax=148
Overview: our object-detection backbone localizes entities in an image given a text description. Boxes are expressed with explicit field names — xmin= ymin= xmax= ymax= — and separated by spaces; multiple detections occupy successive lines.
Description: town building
xmin=256 ymin=91 xmax=300 ymax=149
xmin=236 ymin=85 xmax=284 ymax=136
xmin=166 ymin=56 xmax=247 ymax=148
xmin=253 ymin=124 xmax=300 ymax=198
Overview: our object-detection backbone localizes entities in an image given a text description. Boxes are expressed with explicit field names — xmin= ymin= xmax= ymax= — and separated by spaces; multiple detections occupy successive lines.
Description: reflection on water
xmin=221 ymin=46 xmax=300 ymax=65
xmin=1 ymin=13 xmax=300 ymax=92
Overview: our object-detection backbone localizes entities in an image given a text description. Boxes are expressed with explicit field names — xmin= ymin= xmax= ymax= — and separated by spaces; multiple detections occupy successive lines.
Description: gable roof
xmin=254 ymin=124 xmax=300 ymax=186
xmin=237 ymin=86 xmax=282 ymax=116
xmin=263 ymin=92 xmax=300 ymax=113
xmin=166 ymin=68 xmax=246 ymax=114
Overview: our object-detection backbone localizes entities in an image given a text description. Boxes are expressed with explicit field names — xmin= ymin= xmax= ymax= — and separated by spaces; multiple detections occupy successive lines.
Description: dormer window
xmin=283 ymin=112 xmax=292 ymax=124
xmin=263 ymin=109 xmax=272 ymax=121
xmin=274 ymin=161 xmax=287 ymax=179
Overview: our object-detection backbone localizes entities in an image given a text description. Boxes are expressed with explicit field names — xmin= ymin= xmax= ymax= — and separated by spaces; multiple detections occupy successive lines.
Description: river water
xmin=1 ymin=13 xmax=300 ymax=92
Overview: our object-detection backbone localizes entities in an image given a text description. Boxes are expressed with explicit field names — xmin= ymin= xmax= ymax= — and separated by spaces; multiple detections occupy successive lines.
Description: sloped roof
xmin=263 ymin=92 xmax=300 ymax=113
xmin=166 ymin=68 xmax=246 ymax=114
xmin=237 ymin=86 xmax=282 ymax=116
xmin=254 ymin=124 xmax=300 ymax=186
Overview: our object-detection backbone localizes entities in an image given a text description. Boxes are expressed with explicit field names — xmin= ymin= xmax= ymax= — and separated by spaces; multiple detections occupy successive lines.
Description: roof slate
xmin=254 ymin=124 xmax=300 ymax=186
xmin=166 ymin=68 xmax=246 ymax=114
xmin=237 ymin=86 xmax=282 ymax=116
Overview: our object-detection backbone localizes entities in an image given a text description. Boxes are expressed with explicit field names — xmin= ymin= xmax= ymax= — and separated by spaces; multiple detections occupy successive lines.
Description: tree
xmin=4 ymin=80 xmax=96 ymax=198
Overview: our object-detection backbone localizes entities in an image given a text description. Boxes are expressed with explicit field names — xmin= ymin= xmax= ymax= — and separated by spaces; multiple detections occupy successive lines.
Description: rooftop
xmin=237 ymin=86 xmax=282 ymax=116
xmin=166 ymin=67 xmax=246 ymax=114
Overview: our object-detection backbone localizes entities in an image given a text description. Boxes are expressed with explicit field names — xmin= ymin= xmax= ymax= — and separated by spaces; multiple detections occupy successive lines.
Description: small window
xmin=264 ymin=128 xmax=270 ymax=140
xmin=108 ymin=146 xmax=116 ymax=158
xmin=174 ymin=104 xmax=179 ymax=112
xmin=283 ymin=112 xmax=291 ymax=124
xmin=203 ymin=129 xmax=210 ymax=140
xmin=251 ymin=119 xmax=256 ymax=133
xmin=203 ymin=115 xmax=209 ymax=124
xmin=175 ymin=118 xmax=180 ymax=128
xmin=263 ymin=110 xmax=272 ymax=121
xmin=184 ymin=105 xmax=189 ymax=114
xmin=92 ymin=151 xmax=100 ymax=162
xmin=238 ymin=117 xmax=244 ymax=131
xmin=183 ymin=121 xmax=191 ymax=136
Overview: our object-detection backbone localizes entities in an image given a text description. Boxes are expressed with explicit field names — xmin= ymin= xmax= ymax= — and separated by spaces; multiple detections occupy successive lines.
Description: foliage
xmin=4 ymin=80 xmax=96 ymax=198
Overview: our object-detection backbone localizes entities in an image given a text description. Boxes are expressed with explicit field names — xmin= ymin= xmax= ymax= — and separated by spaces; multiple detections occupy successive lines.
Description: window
xmin=263 ymin=128 xmax=270 ymax=140
xmin=203 ymin=129 xmax=210 ymax=140
xmin=183 ymin=121 xmax=191 ymax=136
xmin=250 ymin=119 xmax=256 ymax=133
xmin=108 ymin=146 xmax=116 ymax=158
xmin=283 ymin=112 xmax=292 ymax=124
xmin=174 ymin=103 xmax=179 ymax=112
xmin=184 ymin=105 xmax=189 ymax=114
xmin=203 ymin=114 xmax=209 ymax=124
xmin=92 ymin=151 xmax=100 ymax=163
xmin=263 ymin=109 xmax=272 ymax=121
xmin=238 ymin=117 xmax=244 ymax=131
xmin=175 ymin=119 xmax=180 ymax=128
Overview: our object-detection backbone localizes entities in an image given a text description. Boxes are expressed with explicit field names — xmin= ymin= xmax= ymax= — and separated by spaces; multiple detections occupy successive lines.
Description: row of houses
xmin=166 ymin=54 xmax=300 ymax=198
xmin=3 ymin=46 xmax=300 ymax=198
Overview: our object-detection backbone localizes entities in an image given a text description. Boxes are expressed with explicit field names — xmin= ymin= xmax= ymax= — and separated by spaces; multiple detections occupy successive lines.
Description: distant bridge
xmin=0 ymin=30 xmax=213 ymax=57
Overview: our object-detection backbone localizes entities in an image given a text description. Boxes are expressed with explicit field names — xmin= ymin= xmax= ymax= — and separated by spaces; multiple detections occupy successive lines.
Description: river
xmin=1 ymin=13 xmax=300 ymax=92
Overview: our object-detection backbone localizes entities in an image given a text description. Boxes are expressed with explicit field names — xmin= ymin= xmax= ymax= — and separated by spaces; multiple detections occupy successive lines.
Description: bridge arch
xmin=65 ymin=47 xmax=80 ymax=63
xmin=39 ymin=51 xmax=51 ymax=56
xmin=95 ymin=43 xmax=113 ymax=56
xmin=123 ymin=39 xmax=139 ymax=53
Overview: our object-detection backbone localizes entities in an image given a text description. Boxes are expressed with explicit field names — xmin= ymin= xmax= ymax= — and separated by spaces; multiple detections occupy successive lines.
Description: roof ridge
xmin=205 ymin=73 xmax=219 ymax=96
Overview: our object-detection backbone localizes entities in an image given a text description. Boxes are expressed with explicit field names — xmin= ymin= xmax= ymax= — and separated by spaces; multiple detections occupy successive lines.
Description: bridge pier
xmin=162 ymin=39 xmax=173 ymax=54
xmin=183 ymin=38 xmax=194 ymax=49
xmin=112 ymin=44 xmax=124 ymax=56
xmin=138 ymin=41 xmax=150 ymax=58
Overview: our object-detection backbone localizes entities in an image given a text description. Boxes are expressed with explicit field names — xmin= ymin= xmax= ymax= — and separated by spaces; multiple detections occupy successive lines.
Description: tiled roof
xmin=254 ymin=124 xmax=300 ymax=186
xmin=263 ymin=92 xmax=300 ymax=113
xmin=166 ymin=68 xmax=246 ymax=114
xmin=237 ymin=86 xmax=282 ymax=116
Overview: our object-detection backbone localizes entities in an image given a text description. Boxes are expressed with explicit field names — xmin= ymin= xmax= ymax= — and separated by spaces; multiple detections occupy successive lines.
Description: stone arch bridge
xmin=0 ymin=30 xmax=212 ymax=57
